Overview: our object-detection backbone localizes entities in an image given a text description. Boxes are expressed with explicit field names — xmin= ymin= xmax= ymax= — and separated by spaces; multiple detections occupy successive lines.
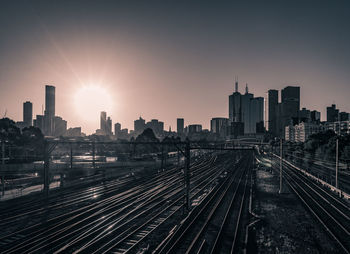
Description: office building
xmin=23 ymin=101 xmax=33 ymax=127
xmin=177 ymin=118 xmax=184 ymax=134
xmin=211 ymin=118 xmax=229 ymax=138
xmin=100 ymin=111 xmax=107 ymax=134
xmin=265 ymin=89 xmax=278 ymax=135
xmin=54 ymin=116 xmax=67 ymax=136
xmin=107 ymin=117 xmax=112 ymax=135
xmin=34 ymin=115 xmax=44 ymax=131
xmin=285 ymin=122 xmax=323 ymax=142
xmin=325 ymin=121 xmax=350 ymax=135
xmin=250 ymin=97 xmax=264 ymax=134
xmin=228 ymin=78 xmax=241 ymax=123
xmin=44 ymin=85 xmax=55 ymax=135
xmin=188 ymin=124 xmax=202 ymax=134
xmin=326 ymin=104 xmax=339 ymax=122
xmin=114 ymin=122 xmax=121 ymax=136
xmin=276 ymin=86 xmax=300 ymax=137
xmin=146 ymin=119 xmax=164 ymax=136
xmin=299 ymin=107 xmax=311 ymax=123
xmin=311 ymin=110 xmax=321 ymax=123
xmin=65 ymin=127 xmax=82 ymax=137
xmin=134 ymin=117 xmax=146 ymax=134
xmin=240 ymin=84 xmax=254 ymax=134
xmin=339 ymin=112 xmax=350 ymax=121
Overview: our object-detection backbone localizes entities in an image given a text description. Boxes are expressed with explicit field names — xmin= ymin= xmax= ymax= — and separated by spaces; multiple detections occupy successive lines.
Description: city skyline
xmin=1 ymin=1 xmax=350 ymax=134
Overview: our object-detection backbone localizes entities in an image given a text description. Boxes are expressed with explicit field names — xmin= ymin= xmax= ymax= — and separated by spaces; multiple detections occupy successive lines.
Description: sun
xmin=74 ymin=85 xmax=113 ymax=122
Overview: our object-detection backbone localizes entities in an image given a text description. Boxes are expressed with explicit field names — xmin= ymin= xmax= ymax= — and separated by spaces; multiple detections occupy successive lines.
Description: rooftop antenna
xmin=3 ymin=109 xmax=7 ymax=118
xmin=235 ymin=76 xmax=238 ymax=93
xmin=245 ymin=83 xmax=249 ymax=94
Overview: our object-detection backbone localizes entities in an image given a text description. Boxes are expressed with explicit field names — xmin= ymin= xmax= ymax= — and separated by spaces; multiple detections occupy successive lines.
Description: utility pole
xmin=185 ymin=140 xmax=191 ymax=212
xmin=161 ymin=143 xmax=164 ymax=170
xmin=1 ymin=140 xmax=5 ymax=195
xmin=70 ymin=143 xmax=73 ymax=169
xmin=336 ymin=138 xmax=339 ymax=189
xmin=177 ymin=147 xmax=180 ymax=166
xmin=279 ymin=138 xmax=283 ymax=194
xmin=92 ymin=141 xmax=96 ymax=169
xmin=43 ymin=140 xmax=50 ymax=197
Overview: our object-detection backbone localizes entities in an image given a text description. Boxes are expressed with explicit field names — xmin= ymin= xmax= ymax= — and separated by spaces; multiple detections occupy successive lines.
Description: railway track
xmin=270 ymin=156 xmax=350 ymax=254
xmin=0 ymin=153 xmax=238 ymax=254
xmin=154 ymin=151 xmax=253 ymax=254
xmin=0 ymin=155 xmax=213 ymax=235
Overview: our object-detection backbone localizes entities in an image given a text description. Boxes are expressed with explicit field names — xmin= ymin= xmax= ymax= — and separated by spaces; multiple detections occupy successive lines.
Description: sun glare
xmin=74 ymin=85 xmax=113 ymax=122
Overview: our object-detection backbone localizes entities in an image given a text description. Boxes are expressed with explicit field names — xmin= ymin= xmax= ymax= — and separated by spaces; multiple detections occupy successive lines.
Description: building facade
xmin=177 ymin=118 xmax=184 ymax=134
xmin=23 ymin=101 xmax=33 ymax=127
xmin=265 ymin=89 xmax=278 ymax=135
xmin=44 ymin=85 xmax=55 ymax=135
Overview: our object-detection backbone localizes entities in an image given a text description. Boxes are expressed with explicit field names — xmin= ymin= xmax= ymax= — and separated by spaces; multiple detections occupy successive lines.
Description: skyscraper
xmin=23 ymin=101 xmax=33 ymax=127
xmin=281 ymin=86 xmax=300 ymax=120
xmin=228 ymin=78 xmax=241 ymax=123
xmin=134 ymin=117 xmax=146 ymax=134
xmin=311 ymin=110 xmax=321 ymax=123
xmin=44 ymin=85 xmax=55 ymax=135
xmin=265 ymin=89 xmax=278 ymax=135
xmin=327 ymin=104 xmax=339 ymax=122
xmin=250 ymin=97 xmax=264 ymax=134
xmin=100 ymin=111 xmax=107 ymax=134
xmin=241 ymin=84 xmax=254 ymax=134
xmin=177 ymin=118 xmax=184 ymax=134
xmin=107 ymin=117 xmax=112 ymax=135
xmin=276 ymin=86 xmax=300 ymax=137
xmin=210 ymin=118 xmax=229 ymax=138
xmin=54 ymin=116 xmax=67 ymax=136
xmin=34 ymin=115 xmax=44 ymax=131
xmin=228 ymin=81 xmax=264 ymax=135
xmin=114 ymin=122 xmax=121 ymax=136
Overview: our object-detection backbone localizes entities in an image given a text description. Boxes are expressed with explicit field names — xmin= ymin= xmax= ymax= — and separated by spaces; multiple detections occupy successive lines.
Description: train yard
xmin=0 ymin=149 xmax=349 ymax=253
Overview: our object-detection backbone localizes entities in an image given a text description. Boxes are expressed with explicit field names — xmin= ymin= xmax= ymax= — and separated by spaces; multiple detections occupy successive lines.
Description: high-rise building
xmin=23 ymin=101 xmax=33 ymax=127
xmin=100 ymin=111 xmax=107 ymax=134
xmin=211 ymin=118 xmax=229 ymax=138
xmin=134 ymin=117 xmax=146 ymax=134
xmin=281 ymin=86 xmax=300 ymax=119
xmin=146 ymin=119 xmax=164 ymax=136
xmin=265 ymin=89 xmax=278 ymax=135
xmin=299 ymin=107 xmax=311 ymax=123
xmin=34 ymin=115 xmax=44 ymax=131
xmin=241 ymin=84 xmax=254 ymax=134
xmin=188 ymin=124 xmax=202 ymax=133
xmin=177 ymin=118 xmax=184 ymax=134
xmin=114 ymin=122 xmax=121 ymax=136
xmin=327 ymin=104 xmax=339 ymax=122
xmin=65 ymin=127 xmax=82 ymax=137
xmin=228 ymin=78 xmax=241 ymax=123
xmin=54 ymin=116 xmax=67 ymax=136
xmin=311 ymin=110 xmax=321 ymax=123
xmin=276 ymin=86 xmax=300 ymax=137
xmin=340 ymin=112 xmax=350 ymax=121
xmin=107 ymin=117 xmax=112 ymax=135
xmin=44 ymin=85 xmax=55 ymax=135
xmin=228 ymin=81 xmax=264 ymax=135
xmin=249 ymin=97 xmax=264 ymax=134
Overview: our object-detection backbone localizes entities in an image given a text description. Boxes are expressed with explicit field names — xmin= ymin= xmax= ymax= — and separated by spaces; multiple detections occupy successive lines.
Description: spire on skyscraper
xmin=235 ymin=76 xmax=238 ymax=93
xmin=245 ymin=83 xmax=248 ymax=94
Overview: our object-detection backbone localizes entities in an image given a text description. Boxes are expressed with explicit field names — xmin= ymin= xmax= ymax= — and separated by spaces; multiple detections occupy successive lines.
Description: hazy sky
xmin=1 ymin=0 xmax=350 ymax=134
